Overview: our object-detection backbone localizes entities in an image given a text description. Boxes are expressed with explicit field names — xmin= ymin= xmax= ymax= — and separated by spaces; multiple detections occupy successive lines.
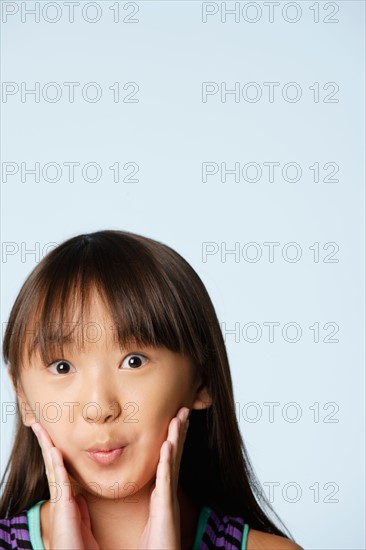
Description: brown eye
xmin=48 ymin=360 xmax=76 ymax=375
xmin=121 ymin=354 xmax=148 ymax=370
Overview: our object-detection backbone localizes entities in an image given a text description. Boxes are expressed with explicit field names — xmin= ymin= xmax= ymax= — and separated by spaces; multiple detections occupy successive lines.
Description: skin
xmin=30 ymin=406 xmax=192 ymax=550
xmin=13 ymin=291 xmax=211 ymax=549
xmin=12 ymin=291 xmax=303 ymax=549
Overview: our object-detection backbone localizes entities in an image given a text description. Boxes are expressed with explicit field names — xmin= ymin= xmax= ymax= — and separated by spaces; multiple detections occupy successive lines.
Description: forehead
xmin=70 ymin=290 xmax=113 ymax=327
xmin=48 ymin=290 xmax=118 ymax=345
xmin=22 ymin=291 xmax=123 ymax=364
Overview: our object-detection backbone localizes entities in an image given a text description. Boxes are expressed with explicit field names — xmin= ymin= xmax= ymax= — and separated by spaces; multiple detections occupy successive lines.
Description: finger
xmin=172 ymin=407 xmax=190 ymax=464
xmin=51 ymin=446 xmax=75 ymax=509
xmin=75 ymin=494 xmax=92 ymax=530
xmin=31 ymin=422 xmax=57 ymax=499
xmin=154 ymin=439 xmax=172 ymax=499
xmin=166 ymin=408 xmax=190 ymax=489
xmin=167 ymin=418 xmax=180 ymax=471
xmin=154 ymin=408 xmax=190 ymax=501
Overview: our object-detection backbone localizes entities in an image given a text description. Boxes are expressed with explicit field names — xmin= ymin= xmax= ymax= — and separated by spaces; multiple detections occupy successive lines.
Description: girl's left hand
xmin=138 ymin=406 xmax=191 ymax=550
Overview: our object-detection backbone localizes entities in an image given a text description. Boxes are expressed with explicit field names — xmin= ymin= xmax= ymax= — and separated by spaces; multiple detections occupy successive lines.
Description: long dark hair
xmin=0 ymin=229 xmax=294 ymax=540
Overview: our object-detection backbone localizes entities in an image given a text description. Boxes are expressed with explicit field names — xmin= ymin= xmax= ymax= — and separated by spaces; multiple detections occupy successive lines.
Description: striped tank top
xmin=0 ymin=500 xmax=249 ymax=549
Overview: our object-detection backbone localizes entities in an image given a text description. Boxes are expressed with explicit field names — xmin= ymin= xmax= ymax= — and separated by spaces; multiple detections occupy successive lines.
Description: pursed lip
xmin=86 ymin=444 xmax=126 ymax=465
xmin=86 ymin=442 xmax=126 ymax=452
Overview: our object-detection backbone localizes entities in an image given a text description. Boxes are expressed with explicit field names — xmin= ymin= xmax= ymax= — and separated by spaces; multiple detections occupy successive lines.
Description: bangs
xmin=23 ymin=278 xmax=166 ymax=367
xmin=8 ymin=231 xmax=209 ymax=370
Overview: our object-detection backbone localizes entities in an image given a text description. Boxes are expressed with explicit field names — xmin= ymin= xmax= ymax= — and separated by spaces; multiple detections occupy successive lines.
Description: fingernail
xmin=183 ymin=408 xmax=190 ymax=421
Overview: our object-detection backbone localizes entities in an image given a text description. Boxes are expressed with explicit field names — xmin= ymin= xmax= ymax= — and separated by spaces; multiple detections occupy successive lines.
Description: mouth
xmin=86 ymin=447 xmax=125 ymax=465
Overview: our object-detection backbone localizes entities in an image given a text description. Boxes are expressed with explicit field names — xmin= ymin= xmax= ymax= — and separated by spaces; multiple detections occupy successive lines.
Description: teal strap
xmin=192 ymin=505 xmax=212 ymax=550
xmin=27 ymin=500 xmax=46 ymax=550
xmin=241 ymin=523 xmax=249 ymax=549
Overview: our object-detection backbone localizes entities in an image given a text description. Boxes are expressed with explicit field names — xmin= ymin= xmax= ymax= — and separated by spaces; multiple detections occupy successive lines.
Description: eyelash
xmin=46 ymin=353 xmax=149 ymax=375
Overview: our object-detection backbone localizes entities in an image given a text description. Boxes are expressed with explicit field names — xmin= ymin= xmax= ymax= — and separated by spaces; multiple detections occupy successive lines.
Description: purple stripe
xmin=211 ymin=509 xmax=244 ymax=526
xmin=207 ymin=517 xmax=243 ymax=540
xmin=206 ymin=523 xmax=227 ymax=544
xmin=0 ymin=526 xmax=12 ymax=542
xmin=9 ymin=514 xmax=28 ymax=524
xmin=0 ymin=513 xmax=31 ymax=547
xmin=229 ymin=525 xmax=243 ymax=540
xmin=13 ymin=528 xmax=31 ymax=540
xmin=212 ymin=511 xmax=244 ymax=530
xmin=200 ymin=508 xmax=246 ymax=549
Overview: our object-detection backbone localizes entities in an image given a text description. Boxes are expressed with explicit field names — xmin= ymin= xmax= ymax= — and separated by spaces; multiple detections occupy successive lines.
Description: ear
xmin=8 ymin=370 xmax=36 ymax=427
xmin=191 ymin=380 xmax=213 ymax=410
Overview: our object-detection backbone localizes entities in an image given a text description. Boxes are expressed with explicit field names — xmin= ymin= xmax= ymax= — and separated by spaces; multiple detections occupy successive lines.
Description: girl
xmin=0 ymin=229 xmax=303 ymax=550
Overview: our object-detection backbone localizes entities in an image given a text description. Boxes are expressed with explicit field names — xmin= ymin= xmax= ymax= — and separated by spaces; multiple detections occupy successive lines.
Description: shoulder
xmin=0 ymin=511 xmax=32 ymax=548
xmin=247 ymin=529 xmax=304 ymax=550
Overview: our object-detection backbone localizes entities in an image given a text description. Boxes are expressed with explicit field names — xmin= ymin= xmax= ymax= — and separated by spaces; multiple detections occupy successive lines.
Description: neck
xmin=41 ymin=482 xmax=202 ymax=550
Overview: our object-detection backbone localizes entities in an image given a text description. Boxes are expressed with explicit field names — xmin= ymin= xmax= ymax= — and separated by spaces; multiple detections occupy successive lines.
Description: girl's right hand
xmin=31 ymin=421 xmax=99 ymax=550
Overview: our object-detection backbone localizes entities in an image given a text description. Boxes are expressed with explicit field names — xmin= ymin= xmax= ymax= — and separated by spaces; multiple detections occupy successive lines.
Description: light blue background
xmin=1 ymin=1 xmax=365 ymax=548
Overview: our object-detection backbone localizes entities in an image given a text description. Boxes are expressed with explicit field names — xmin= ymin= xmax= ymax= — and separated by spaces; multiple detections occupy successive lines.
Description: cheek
xmin=41 ymin=412 xmax=73 ymax=449
xmin=136 ymin=388 xmax=184 ymax=450
xmin=31 ymin=397 xmax=79 ymax=454
xmin=138 ymin=384 xmax=179 ymax=426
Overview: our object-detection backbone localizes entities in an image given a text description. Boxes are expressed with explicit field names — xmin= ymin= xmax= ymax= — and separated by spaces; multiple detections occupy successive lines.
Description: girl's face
xmin=14 ymin=292 xmax=211 ymax=501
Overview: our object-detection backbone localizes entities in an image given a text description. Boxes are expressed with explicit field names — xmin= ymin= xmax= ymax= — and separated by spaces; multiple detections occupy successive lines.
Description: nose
xmin=83 ymin=399 xmax=122 ymax=424
xmin=81 ymin=374 xmax=123 ymax=424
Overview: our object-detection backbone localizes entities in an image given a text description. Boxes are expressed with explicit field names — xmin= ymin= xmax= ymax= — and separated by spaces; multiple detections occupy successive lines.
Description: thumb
xmin=75 ymin=494 xmax=92 ymax=529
